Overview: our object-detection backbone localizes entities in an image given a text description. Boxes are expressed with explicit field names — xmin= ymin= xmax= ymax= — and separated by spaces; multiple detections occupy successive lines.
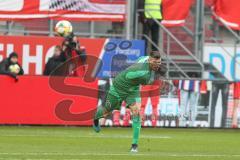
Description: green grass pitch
xmin=0 ymin=126 xmax=239 ymax=160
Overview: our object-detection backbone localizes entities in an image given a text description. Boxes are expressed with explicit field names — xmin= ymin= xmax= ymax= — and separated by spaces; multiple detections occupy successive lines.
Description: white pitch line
xmin=0 ymin=159 xmax=91 ymax=160
xmin=0 ymin=134 xmax=171 ymax=139
xmin=0 ymin=152 xmax=240 ymax=157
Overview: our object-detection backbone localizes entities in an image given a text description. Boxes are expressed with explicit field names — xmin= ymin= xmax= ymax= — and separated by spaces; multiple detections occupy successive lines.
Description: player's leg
xmin=151 ymin=98 xmax=159 ymax=127
xmin=232 ymin=99 xmax=240 ymax=128
xmin=126 ymin=93 xmax=142 ymax=152
xmin=125 ymin=91 xmax=141 ymax=152
xmin=129 ymin=103 xmax=141 ymax=153
xmin=179 ymin=90 xmax=189 ymax=127
xmin=149 ymin=83 xmax=160 ymax=127
xmin=141 ymin=85 xmax=150 ymax=125
xmin=93 ymin=106 xmax=110 ymax=133
xmin=221 ymin=83 xmax=229 ymax=128
xmin=232 ymin=82 xmax=240 ymax=128
xmin=209 ymin=83 xmax=219 ymax=128
xmin=93 ymin=91 xmax=121 ymax=133
xmin=189 ymin=91 xmax=200 ymax=127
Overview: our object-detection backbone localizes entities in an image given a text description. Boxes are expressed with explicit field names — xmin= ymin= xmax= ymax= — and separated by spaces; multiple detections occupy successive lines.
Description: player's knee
xmin=130 ymin=103 xmax=141 ymax=116
xmin=102 ymin=109 xmax=111 ymax=117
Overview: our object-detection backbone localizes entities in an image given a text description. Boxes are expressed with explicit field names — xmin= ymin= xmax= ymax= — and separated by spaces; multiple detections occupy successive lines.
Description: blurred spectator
xmin=0 ymin=52 xmax=24 ymax=81
xmin=62 ymin=34 xmax=87 ymax=77
xmin=107 ymin=22 xmax=124 ymax=38
xmin=141 ymin=80 xmax=161 ymax=127
xmin=210 ymin=81 xmax=229 ymax=128
xmin=138 ymin=0 xmax=163 ymax=52
xmin=178 ymin=73 xmax=201 ymax=127
xmin=232 ymin=82 xmax=240 ymax=128
xmin=44 ymin=46 xmax=66 ymax=76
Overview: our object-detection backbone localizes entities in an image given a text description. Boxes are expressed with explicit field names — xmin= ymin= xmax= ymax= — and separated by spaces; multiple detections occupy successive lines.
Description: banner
xmin=0 ymin=74 xmax=238 ymax=127
xmin=203 ymin=43 xmax=240 ymax=81
xmin=0 ymin=75 xmax=98 ymax=125
xmin=0 ymin=0 xmax=126 ymax=21
xmin=98 ymin=39 xmax=145 ymax=78
xmin=0 ymin=36 xmax=144 ymax=77
xmin=213 ymin=0 xmax=240 ymax=30
xmin=0 ymin=36 xmax=106 ymax=75
xmin=162 ymin=0 xmax=193 ymax=26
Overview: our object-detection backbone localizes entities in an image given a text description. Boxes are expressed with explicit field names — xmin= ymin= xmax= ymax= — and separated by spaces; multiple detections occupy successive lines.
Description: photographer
xmin=62 ymin=33 xmax=87 ymax=77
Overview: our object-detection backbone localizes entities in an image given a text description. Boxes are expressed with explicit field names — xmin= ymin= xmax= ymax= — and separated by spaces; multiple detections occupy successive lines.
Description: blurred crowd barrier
xmin=100 ymin=80 xmax=240 ymax=128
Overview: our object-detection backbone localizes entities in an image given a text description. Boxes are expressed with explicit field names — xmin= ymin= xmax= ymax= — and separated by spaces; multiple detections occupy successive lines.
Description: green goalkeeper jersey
xmin=111 ymin=56 xmax=155 ymax=97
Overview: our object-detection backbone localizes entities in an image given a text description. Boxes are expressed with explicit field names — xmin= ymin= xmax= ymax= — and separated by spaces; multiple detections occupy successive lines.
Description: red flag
xmin=162 ymin=0 xmax=193 ymax=26
xmin=0 ymin=0 xmax=126 ymax=21
xmin=213 ymin=0 xmax=240 ymax=30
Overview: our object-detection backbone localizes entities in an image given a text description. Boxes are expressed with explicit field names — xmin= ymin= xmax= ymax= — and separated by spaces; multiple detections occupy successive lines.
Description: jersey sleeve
xmin=125 ymin=70 xmax=148 ymax=80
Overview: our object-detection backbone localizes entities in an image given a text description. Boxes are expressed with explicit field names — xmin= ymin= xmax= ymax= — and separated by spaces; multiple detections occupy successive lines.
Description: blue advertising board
xmin=97 ymin=39 xmax=145 ymax=78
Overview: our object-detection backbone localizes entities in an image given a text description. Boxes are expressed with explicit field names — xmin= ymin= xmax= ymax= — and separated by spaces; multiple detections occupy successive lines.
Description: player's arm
xmin=125 ymin=70 xmax=148 ymax=80
xmin=159 ymin=79 xmax=175 ymax=95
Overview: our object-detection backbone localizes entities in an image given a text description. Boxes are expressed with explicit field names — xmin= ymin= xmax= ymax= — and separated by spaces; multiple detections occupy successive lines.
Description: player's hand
xmin=160 ymin=81 xmax=169 ymax=94
xmin=160 ymin=80 xmax=174 ymax=95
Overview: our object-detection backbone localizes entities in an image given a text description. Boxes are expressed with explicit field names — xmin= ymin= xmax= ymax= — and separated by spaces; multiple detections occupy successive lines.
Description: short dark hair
xmin=150 ymin=51 xmax=161 ymax=59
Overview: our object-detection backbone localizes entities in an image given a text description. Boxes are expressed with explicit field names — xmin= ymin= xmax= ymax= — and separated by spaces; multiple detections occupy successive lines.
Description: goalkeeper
xmin=93 ymin=51 xmax=166 ymax=153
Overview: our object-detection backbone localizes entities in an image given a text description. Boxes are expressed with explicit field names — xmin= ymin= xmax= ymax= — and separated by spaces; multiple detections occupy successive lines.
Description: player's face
xmin=149 ymin=57 xmax=161 ymax=71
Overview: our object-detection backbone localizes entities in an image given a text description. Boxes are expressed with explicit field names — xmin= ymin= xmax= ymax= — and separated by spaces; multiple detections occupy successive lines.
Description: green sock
xmin=94 ymin=107 xmax=104 ymax=120
xmin=132 ymin=115 xmax=141 ymax=145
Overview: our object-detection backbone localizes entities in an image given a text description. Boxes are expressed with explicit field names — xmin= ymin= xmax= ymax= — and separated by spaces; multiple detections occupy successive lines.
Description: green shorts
xmin=104 ymin=86 xmax=141 ymax=112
